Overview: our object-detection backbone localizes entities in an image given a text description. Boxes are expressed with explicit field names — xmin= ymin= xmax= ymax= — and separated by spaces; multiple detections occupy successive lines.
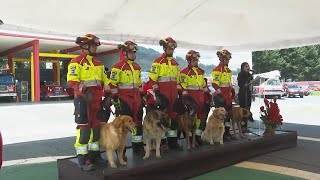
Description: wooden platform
xmin=57 ymin=130 xmax=297 ymax=180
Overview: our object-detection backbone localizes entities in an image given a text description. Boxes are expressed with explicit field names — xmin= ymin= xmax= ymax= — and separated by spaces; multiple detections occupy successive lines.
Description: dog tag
xmin=196 ymin=129 xmax=203 ymax=136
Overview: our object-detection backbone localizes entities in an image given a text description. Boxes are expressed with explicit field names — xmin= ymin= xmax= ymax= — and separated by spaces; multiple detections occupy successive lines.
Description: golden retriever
xmin=230 ymin=107 xmax=253 ymax=138
xmin=143 ymin=110 xmax=169 ymax=159
xmin=201 ymin=107 xmax=227 ymax=145
xmin=99 ymin=115 xmax=136 ymax=168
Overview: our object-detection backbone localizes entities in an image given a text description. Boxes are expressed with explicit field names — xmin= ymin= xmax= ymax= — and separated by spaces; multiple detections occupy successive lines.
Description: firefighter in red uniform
xmin=67 ymin=34 xmax=110 ymax=171
xmin=211 ymin=49 xmax=236 ymax=141
xmin=148 ymin=37 xmax=183 ymax=150
xmin=180 ymin=50 xmax=210 ymax=145
xmin=107 ymin=41 xmax=145 ymax=156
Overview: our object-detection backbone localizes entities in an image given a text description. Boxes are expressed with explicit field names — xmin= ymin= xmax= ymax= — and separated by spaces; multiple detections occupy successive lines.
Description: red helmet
xmin=186 ymin=50 xmax=200 ymax=61
xmin=217 ymin=49 xmax=232 ymax=60
xmin=75 ymin=34 xmax=101 ymax=46
xmin=159 ymin=37 xmax=177 ymax=49
xmin=118 ymin=40 xmax=138 ymax=52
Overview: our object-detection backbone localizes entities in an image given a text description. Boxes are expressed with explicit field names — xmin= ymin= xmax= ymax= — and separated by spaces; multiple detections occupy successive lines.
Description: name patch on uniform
xmin=69 ymin=66 xmax=77 ymax=76
xmin=110 ymin=71 xmax=118 ymax=80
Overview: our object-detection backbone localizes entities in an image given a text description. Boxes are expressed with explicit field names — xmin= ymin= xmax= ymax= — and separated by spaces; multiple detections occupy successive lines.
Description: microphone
xmin=250 ymin=69 xmax=257 ymax=74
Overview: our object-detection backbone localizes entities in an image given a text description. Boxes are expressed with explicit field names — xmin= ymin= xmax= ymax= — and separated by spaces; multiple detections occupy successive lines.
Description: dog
xmin=143 ymin=110 xmax=170 ymax=159
xmin=174 ymin=96 xmax=198 ymax=150
xmin=201 ymin=107 xmax=227 ymax=145
xmin=99 ymin=115 xmax=136 ymax=168
xmin=230 ymin=107 xmax=253 ymax=138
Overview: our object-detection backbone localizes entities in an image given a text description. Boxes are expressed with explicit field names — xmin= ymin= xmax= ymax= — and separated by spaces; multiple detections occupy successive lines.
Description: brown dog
xmin=143 ymin=110 xmax=170 ymax=159
xmin=230 ymin=107 xmax=253 ymax=138
xmin=175 ymin=96 xmax=198 ymax=150
xmin=201 ymin=107 xmax=227 ymax=145
xmin=99 ymin=115 xmax=136 ymax=168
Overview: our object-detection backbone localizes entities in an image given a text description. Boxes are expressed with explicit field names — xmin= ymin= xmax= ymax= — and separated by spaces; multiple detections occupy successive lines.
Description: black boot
xmin=132 ymin=142 xmax=145 ymax=156
xmin=88 ymin=151 xmax=106 ymax=166
xmin=223 ymin=127 xmax=236 ymax=141
xmin=167 ymin=137 xmax=183 ymax=151
xmin=77 ymin=154 xmax=94 ymax=171
xmin=195 ymin=135 xmax=203 ymax=146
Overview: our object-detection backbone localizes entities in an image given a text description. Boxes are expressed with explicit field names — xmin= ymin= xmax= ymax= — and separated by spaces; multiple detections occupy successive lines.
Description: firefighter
xmin=107 ymin=40 xmax=145 ymax=156
xmin=211 ymin=49 xmax=236 ymax=141
xmin=148 ymin=37 xmax=183 ymax=151
xmin=180 ymin=50 xmax=210 ymax=145
xmin=67 ymin=34 xmax=110 ymax=171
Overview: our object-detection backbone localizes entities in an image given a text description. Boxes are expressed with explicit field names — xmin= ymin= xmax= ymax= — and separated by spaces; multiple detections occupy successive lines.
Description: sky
xmin=142 ymin=44 xmax=252 ymax=71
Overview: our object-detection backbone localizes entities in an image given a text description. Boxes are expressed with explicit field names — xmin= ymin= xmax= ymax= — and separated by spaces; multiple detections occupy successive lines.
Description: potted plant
xmin=260 ymin=98 xmax=283 ymax=136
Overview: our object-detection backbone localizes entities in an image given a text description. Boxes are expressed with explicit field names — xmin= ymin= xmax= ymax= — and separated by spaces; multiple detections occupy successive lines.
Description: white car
xmin=253 ymin=78 xmax=283 ymax=99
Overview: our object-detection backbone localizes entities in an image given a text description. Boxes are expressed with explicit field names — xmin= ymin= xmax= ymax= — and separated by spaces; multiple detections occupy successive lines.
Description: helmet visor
xmin=166 ymin=42 xmax=177 ymax=49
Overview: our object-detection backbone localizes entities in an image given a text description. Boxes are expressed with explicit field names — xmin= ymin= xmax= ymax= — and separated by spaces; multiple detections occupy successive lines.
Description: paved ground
xmin=1 ymin=96 xmax=320 ymax=179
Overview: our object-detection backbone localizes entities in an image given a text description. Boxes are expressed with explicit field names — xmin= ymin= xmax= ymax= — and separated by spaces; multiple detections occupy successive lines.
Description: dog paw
xmin=110 ymin=163 xmax=117 ymax=168
xmin=210 ymin=141 xmax=214 ymax=145
xmin=156 ymin=154 xmax=162 ymax=159
xmin=219 ymin=141 xmax=224 ymax=145
xmin=120 ymin=160 xmax=127 ymax=166
xmin=143 ymin=155 xmax=149 ymax=160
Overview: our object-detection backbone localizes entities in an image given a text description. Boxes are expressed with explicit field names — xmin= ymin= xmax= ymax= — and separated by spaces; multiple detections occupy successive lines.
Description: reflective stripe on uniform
xmin=219 ymin=83 xmax=231 ymax=87
xmin=118 ymin=83 xmax=140 ymax=89
xmin=88 ymin=142 xmax=100 ymax=151
xmin=80 ymin=80 xmax=102 ymax=87
xmin=196 ymin=129 xmax=203 ymax=136
xmin=111 ymin=88 xmax=118 ymax=94
xmin=75 ymin=145 xmax=88 ymax=155
xmin=187 ymin=85 xmax=203 ymax=90
xmin=158 ymin=76 xmax=177 ymax=82
xmin=132 ymin=135 xmax=143 ymax=143
xmin=167 ymin=130 xmax=177 ymax=137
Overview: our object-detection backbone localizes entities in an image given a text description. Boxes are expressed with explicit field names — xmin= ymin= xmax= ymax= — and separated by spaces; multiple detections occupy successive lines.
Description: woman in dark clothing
xmin=237 ymin=62 xmax=254 ymax=132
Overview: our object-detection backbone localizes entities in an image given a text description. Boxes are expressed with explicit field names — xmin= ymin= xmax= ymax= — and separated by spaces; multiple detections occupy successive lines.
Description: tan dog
xmin=99 ymin=115 xmax=136 ymax=168
xmin=230 ymin=107 xmax=253 ymax=138
xmin=177 ymin=113 xmax=197 ymax=150
xmin=201 ymin=107 xmax=227 ymax=145
xmin=143 ymin=110 xmax=169 ymax=159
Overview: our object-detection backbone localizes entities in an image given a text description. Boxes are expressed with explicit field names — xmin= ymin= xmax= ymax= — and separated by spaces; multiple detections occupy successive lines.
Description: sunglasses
xmin=128 ymin=44 xmax=138 ymax=51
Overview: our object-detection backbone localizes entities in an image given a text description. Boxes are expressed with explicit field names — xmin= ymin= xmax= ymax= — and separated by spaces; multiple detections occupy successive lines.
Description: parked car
xmin=253 ymin=78 xmax=283 ymax=99
xmin=40 ymin=81 xmax=70 ymax=100
xmin=0 ymin=71 xmax=17 ymax=102
xmin=284 ymin=84 xmax=304 ymax=98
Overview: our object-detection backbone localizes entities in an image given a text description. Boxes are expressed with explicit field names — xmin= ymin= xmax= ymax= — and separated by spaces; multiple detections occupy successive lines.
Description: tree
xmin=253 ymin=45 xmax=320 ymax=81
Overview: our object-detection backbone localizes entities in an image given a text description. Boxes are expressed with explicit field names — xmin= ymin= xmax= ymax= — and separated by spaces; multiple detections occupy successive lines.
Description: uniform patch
xmin=69 ymin=66 xmax=77 ymax=76
xmin=110 ymin=71 xmax=118 ymax=80
xmin=214 ymin=74 xmax=220 ymax=80
xmin=151 ymin=65 xmax=157 ymax=73
xmin=181 ymin=76 xmax=186 ymax=83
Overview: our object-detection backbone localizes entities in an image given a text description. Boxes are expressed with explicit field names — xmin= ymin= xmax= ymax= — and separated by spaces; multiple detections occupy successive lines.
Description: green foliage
xmin=253 ymin=45 xmax=320 ymax=81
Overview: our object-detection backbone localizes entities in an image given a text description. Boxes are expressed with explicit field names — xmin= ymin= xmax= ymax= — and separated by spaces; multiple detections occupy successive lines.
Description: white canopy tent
xmin=1 ymin=0 xmax=320 ymax=52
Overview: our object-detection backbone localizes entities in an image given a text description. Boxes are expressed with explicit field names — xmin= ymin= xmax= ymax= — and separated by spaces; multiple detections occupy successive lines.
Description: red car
xmin=40 ymin=81 xmax=70 ymax=100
